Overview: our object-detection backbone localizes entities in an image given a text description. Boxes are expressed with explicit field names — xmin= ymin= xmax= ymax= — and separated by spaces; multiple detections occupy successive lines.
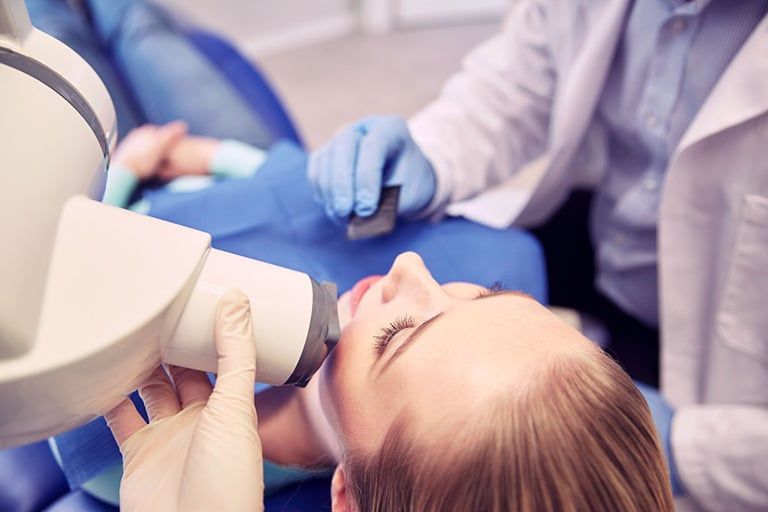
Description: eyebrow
xmin=378 ymin=312 xmax=444 ymax=374
xmin=377 ymin=289 xmax=531 ymax=374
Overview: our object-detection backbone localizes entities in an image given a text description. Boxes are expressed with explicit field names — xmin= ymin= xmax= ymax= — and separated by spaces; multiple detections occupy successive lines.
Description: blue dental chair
xmin=0 ymin=27 xmax=547 ymax=512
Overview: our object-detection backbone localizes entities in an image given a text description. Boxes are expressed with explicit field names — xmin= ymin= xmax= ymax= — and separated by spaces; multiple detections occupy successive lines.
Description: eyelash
xmin=475 ymin=280 xmax=505 ymax=298
xmin=372 ymin=281 xmax=504 ymax=356
xmin=374 ymin=315 xmax=416 ymax=355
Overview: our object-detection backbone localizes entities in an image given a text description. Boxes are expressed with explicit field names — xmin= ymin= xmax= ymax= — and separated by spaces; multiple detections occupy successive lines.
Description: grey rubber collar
xmin=284 ymin=279 xmax=340 ymax=387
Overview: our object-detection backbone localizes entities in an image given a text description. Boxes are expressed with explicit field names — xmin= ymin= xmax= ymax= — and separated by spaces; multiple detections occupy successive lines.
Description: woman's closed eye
xmin=475 ymin=280 xmax=505 ymax=299
xmin=373 ymin=315 xmax=416 ymax=356
xmin=373 ymin=282 xmax=507 ymax=357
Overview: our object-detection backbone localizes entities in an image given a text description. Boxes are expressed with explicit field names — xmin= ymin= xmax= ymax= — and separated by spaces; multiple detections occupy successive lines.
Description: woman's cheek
xmin=337 ymin=292 xmax=353 ymax=328
xmin=322 ymin=293 xmax=362 ymax=391
xmin=319 ymin=322 xmax=372 ymax=438
xmin=323 ymin=320 xmax=366 ymax=395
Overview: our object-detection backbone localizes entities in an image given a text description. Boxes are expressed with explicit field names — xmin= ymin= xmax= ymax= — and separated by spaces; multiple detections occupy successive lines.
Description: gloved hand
xmin=636 ymin=382 xmax=685 ymax=496
xmin=105 ymin=290 xmax=264 ymax=511
xmin=308 ymin=116 xmax=437 ymax=222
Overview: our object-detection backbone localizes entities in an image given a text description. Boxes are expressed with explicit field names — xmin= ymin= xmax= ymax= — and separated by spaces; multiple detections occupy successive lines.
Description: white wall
xmin=398 ymin=0 xmax=508 ymax=25
xmin=155 ymin=0 xmax=514 ymax=56
xmin=360 ymin=0 xmax=511 ymax=33
xmin=154 ymin=0 xmax=356 ymax=56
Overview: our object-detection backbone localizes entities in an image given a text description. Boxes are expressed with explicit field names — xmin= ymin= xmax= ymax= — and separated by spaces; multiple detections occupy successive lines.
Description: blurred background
xmin=154 ymin=0 xmax=514 ymax=147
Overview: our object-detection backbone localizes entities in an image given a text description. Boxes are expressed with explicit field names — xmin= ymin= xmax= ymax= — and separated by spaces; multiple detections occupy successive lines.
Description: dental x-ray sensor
xmin=0 ymin=0 xmax=339 ymax=448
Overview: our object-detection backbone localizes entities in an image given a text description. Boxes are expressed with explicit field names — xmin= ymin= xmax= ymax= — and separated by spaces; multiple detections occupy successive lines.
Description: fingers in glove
xmin=138 ymin=366 xmax=181 ymax=422
xmin=105 ymin=398 xmax=146 ymax=447
xmin=310 ymin=126 xmax=368 ymax=223
xmin=307 ymin=148 xmax=325 ymax=197
xmin=328 ymin=128 xmax=362 ymax=219
xmin=211 ymin=289 xmax=257 ymax=402
xmin=313 ymin=148 xmax=339 ymax=221
xmin=354 ymin=130 xmax=398 ymax=217
xmin=167 ymin=365 xmax=213 ymax=408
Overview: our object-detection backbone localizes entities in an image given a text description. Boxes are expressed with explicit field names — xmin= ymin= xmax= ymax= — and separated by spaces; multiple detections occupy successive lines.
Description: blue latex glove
xmin=636 ymin=382 xmax=685 ymax=496
xmin=308 ymin=116 xmax=437 ymax=222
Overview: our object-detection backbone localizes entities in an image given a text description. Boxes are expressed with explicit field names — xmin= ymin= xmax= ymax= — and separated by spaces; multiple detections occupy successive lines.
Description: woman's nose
xmin=382 ymin=252 xmax=442 ymax=303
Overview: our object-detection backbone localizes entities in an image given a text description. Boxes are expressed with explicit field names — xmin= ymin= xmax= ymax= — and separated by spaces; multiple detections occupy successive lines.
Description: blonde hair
xmin=344 ymin=348 xmax=673 ymax=511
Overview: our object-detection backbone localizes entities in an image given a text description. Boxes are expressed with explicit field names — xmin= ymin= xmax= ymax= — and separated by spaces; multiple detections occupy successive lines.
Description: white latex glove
xmin=105 ymin=289 xmax=264 ymax=511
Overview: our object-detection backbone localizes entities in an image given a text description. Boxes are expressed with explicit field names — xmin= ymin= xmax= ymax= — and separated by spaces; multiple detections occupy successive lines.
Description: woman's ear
xmin=331 ymin=464 xmax=354 ymax=512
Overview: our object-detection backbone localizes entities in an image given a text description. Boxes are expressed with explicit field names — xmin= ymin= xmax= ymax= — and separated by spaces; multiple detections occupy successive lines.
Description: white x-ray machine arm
xmin=0 ymin=0 xmax=339 ymax=448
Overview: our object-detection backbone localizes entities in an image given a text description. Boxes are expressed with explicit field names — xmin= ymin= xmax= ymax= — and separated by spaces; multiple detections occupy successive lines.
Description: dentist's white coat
xmin=409 ymin=1 xmax=768 ymax=510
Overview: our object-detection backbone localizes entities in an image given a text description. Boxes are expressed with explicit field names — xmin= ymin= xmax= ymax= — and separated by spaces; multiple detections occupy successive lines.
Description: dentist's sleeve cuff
xmin=210 ymin=139 xmax=268 ymax=179
xmin=102 ymin=164 xmax=139 ymax=208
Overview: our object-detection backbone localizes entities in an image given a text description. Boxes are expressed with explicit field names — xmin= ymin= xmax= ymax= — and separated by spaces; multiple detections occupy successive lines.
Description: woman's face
xmin=319 ymin=252 xmax=590 ymax=453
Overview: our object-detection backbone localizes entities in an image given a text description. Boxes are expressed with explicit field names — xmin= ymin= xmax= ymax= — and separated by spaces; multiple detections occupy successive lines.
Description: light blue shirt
xmin=592 ymin=0 xmax=767 ymax=326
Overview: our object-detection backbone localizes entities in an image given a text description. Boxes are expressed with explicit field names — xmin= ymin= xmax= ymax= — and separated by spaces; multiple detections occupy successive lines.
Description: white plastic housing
xmin=0 ymin=198 xmax=211 ymax=447
xmin=0 ymin=197 xmax=324 ymax=448
xmin=0 ymin=0 xmax=116 ymax=360
xmin=167 ymin=249 xmax=313 ymax=385
xmin=0 ymin=4 xmax=328 ymax=448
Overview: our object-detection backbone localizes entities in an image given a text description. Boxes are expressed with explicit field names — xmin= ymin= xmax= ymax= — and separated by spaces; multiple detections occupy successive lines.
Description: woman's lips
xmin=349 ymin=275 xmax=383 ymax=317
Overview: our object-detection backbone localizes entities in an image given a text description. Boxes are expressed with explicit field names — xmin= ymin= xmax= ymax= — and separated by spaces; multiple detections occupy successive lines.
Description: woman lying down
xmin=25 ymin=0 xmax=670 ymax=505
xmin=106 ymin=251 xmax=673 ymax=511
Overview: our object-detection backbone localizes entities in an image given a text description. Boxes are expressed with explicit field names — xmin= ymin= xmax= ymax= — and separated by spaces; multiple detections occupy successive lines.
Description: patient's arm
xmin=160 ymin=136 xmax=268 ymax=181
xmin=104 ymin=130 xmax=268 ymax=210
xmin=103 ymin=122 xmax=187 ymax=207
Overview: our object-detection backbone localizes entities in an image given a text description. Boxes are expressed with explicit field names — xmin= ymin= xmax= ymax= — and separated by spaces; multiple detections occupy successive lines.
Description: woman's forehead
xmin=440 ymin=281 xmax=483 ymax=296
xmin=376 ymin=296 xmax=549 ymax=387
xmin=381 ymin=295 xmax=588 ymax=391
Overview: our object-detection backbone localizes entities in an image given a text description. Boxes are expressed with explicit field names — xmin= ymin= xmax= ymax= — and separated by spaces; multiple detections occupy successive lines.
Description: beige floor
xmin=258 ymin=22 xmax=499 ymax=149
